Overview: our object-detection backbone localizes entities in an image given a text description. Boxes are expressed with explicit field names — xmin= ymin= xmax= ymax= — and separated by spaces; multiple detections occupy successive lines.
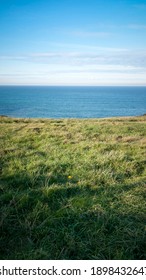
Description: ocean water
xmin=0 ymin=86 xmax=146 ymax=118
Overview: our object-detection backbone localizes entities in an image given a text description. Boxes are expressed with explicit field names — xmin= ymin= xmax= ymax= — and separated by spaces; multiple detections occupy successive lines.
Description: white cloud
xmin=1 ymin=71 xmax=145 ymax=86
xmin=2 ymin=47 xmax=145 ymax=67
xmin=0 ymin=48 xmax=146 ymax=85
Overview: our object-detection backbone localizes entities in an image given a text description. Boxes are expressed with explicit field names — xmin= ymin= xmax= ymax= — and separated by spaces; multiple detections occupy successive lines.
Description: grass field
xmin=0 ymin=115 xmax=146 ymax=260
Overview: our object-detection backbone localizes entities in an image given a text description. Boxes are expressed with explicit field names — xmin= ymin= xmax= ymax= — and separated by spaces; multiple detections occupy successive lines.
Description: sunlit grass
xmin=0 ymin=115 xmax=146 ymax=259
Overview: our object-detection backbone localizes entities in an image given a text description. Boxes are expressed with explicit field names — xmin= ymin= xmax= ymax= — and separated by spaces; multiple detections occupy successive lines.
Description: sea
xmin=0 ymin=86 xmax=146 ymax=118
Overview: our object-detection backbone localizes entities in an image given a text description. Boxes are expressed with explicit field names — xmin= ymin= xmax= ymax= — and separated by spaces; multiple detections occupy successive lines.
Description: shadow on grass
xmin=0 ymin=171 xmax=146 ymax=260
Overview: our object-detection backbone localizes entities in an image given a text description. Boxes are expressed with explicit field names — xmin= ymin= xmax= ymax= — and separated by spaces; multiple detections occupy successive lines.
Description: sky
xmin=0 ymin=0 xmax=146 ymax=86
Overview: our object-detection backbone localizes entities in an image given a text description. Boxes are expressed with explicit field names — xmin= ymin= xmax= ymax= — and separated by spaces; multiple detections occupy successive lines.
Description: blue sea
xmin=0 ymin=86 xmax=146 ymax=118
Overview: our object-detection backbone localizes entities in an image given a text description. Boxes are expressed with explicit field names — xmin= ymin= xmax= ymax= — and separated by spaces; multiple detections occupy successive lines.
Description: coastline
xmin=0 ymin=113 xmax=146 ymax=120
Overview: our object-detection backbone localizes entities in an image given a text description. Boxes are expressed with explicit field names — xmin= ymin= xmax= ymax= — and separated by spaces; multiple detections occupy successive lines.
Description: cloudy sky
xmin=0 ymin=0 xmax=146 ymax=85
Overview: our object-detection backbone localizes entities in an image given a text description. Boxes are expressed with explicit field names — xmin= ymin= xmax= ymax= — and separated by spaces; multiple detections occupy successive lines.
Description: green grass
xmin=0 ymin=115 xmax=146 ymax=260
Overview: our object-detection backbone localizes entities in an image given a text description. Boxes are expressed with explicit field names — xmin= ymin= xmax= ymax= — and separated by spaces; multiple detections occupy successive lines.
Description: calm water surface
xmin=0 ymin=86 xmax=146 ymax=118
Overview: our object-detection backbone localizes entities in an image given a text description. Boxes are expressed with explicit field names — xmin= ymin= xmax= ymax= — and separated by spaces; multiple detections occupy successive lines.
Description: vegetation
xmin=0 ymin=115 xmax=146 ymax=260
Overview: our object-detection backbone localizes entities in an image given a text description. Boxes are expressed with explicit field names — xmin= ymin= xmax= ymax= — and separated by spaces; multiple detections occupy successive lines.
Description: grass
xmin=0 ymin=115 xmax=146 ymax=260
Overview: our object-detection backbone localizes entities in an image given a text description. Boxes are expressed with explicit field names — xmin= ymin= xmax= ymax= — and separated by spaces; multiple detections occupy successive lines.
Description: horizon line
xmin=0 ymin=84 xmax=146 ymax=87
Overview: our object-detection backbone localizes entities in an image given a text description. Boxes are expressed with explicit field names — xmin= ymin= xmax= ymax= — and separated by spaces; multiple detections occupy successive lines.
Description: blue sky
xmin=0 ymin=0 xmax=146 ymax=85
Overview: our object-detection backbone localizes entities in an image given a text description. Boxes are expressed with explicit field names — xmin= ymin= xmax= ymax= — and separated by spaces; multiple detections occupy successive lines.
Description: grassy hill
xmin=0 ymin=115 xmax=146 ymax=259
